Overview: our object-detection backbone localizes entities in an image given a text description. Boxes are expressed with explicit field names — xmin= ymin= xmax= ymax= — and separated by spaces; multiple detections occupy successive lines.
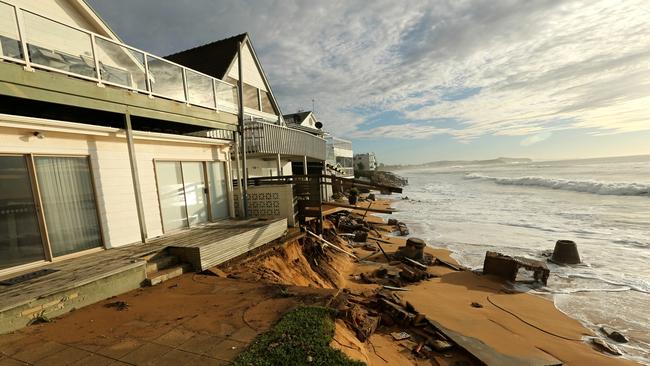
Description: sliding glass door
xmin=0 ymin=156 xmax=45 ymax=270
xmin=156 ymin=162 xmax=188 ymax=231
xmin=182 ymin=162 xmax=209 ymax=226
xmin=0 ymin=155 xmax=102 ymax=271
xmin=208 ymin=162 xmax=229 ymax=220
xmin=156 ymin=160 xmax=229 ymax=233
xmin=34 ymin=157 xmax=102 ymax=257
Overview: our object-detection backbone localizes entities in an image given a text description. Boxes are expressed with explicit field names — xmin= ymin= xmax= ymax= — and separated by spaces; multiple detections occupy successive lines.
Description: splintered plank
xmin=321 ymin=201 xmax=396 ymax=214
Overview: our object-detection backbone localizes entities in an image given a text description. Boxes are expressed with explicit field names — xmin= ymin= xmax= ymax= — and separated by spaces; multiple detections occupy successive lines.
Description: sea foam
xmin=465 ymin=173 xmax=650 ymax=197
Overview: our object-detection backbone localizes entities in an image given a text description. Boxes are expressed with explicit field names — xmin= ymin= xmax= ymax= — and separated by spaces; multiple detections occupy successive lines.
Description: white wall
xmin=233 ymin=157 xmax=293 ymax=178
xmin=0 ymin=122 xmax=230 ymax=250
xmin=227 ymin=42 xmax=268 ymax=91
xmin=11 ymin=0 xmax=98 ymax=32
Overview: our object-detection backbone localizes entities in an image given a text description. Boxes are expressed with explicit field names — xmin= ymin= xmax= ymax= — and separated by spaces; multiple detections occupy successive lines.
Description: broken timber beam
xmin=324 ymin=201 xmax=396 ymax=214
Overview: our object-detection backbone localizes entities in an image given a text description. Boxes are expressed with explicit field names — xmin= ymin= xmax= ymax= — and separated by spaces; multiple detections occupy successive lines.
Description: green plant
xmin=233 ymin=306 xmax=365 ymax=366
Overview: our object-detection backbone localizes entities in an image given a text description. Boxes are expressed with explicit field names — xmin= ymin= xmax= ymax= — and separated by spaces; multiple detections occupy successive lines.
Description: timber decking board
xmin=166 ymin=218 xmax=288 ymax=271
xmin=0 ymin=244 xmax=153 ymax=312
xmin=0 ymin=219 xmax=287 ymax=312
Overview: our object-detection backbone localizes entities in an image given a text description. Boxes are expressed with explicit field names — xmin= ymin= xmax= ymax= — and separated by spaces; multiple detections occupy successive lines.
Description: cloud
xmin=88 ymin=0 xmax=650 ymax=141
xmin=521 ymin=132 xmax=552 ymax=146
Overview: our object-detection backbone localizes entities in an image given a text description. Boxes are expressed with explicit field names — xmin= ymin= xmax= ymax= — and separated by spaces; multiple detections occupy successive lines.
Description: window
xmin=243 ymin=83 xmax=260 ymax=110
xmin=0 ymin=154 xmax=102 ymax=270
xmin=155 ymin=160 xmax=230 ymax=232
xmin=260 ymin=91 xmax=275 ymax=114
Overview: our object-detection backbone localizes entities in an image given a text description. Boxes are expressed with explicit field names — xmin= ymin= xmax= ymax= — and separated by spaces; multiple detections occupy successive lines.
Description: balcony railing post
xmin=212 ymin=79 xmax=219 ymax=112
xmin=90 ymin=33 xmax=103 ymax=85
xmin=13 ymin=5 xmax=32 ymax=71
xmin=144 ymin=55 xmax=152 ymax=96
xmin=181 ymin=68 xmax=189 ymax=104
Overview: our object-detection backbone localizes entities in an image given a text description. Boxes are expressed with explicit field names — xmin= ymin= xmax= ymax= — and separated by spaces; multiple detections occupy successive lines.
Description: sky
xmin=88 ymin=0 xmax=650 ymax=164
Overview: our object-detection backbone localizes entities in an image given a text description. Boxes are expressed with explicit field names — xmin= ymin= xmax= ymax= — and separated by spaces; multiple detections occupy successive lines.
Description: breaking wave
xmin=465 ymin=173 xmax=650 ymax=197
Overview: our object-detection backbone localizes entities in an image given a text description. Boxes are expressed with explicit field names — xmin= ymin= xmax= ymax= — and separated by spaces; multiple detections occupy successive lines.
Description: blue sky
xmin=89 ymin=0 xmax=650 ymax=164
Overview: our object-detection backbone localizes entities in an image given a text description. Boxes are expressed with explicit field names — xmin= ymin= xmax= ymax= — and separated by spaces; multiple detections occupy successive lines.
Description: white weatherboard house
xmin=326 ymin=135 xmax=354 ymax=178
xmin=354 ymin=152 xmax=377 ymax=171
xmin=0 ymin=0 xmax=253 ymax=275
xmin=166 ymin=36 xmax=327 ymax=179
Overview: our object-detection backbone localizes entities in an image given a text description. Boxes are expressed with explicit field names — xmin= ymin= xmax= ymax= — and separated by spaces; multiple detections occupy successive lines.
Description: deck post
xmin=238 ymin=41 xmax=249 ymax=218
xmin=276 ymin=153 xmax=282 ymax=176
xmin=233 ymin=134 xmax=245 ymax=218
xmin=303 ymin=156 xmax=308 ymax=175
xmin=124 ymin=112 xmax=147 ymax=243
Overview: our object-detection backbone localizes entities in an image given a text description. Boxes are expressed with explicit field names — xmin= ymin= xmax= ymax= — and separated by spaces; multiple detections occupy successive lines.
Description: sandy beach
xmin=0 ymin=198 xmax=639 ymax=365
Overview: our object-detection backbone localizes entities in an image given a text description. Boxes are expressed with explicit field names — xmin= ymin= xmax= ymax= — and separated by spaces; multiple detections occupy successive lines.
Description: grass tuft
xmin=233 ymin=306 xmax=365 ymax=366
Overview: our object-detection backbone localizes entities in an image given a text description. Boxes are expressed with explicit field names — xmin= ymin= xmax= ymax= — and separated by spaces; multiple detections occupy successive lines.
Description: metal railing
xmin=244 ymin=120 xmax=327 ymax=160
xmin=0 ymin=1 xmax=238 ymax=114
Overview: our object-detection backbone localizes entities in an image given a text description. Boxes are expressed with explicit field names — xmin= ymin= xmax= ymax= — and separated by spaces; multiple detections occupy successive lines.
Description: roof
xmin=283 ymin=111 xmax=312 ymax=124
xmin=164 ymin=33 xmax=248 ymax=79
xmin=287 ymin=122 xmax=324 ymax=136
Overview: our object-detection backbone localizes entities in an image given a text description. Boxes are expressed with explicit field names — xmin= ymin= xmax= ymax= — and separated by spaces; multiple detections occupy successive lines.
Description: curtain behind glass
xmin=35 ymin=157 xmax=101 ymax=257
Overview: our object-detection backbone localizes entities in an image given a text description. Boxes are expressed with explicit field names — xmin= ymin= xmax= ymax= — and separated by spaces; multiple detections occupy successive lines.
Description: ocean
xmin=389 ymin=154 xmax=650 ymax=364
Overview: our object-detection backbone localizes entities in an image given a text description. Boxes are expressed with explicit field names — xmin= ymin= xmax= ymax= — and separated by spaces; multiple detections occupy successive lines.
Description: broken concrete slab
xmin=600 ymin=326 xmax=629 ymax=343
xmin=394 ymin=237 xmax=426 ymax=261
xmin=483 ymin=251 xmax=550 ymax=285
xmin=591 ymin=337 xmax=623 ymax=356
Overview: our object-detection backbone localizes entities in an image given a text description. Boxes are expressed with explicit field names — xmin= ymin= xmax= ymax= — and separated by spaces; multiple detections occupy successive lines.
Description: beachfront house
xmin=0 ymin=0 xmax=296 ymax=327
xmin=326 ymin=135 xmax=355 ymax=178
xmin=283 ymin=110 xmax=328 ymax=174
xmin=165 ymin=34 xmax=328 ymax=225
xmin=165 ymin=35 xmax=327 ymax=180
xmin=354 ymin=152 xmax=377 ymax=171
xmin=0 ymin=0 xmax=296 ymax=272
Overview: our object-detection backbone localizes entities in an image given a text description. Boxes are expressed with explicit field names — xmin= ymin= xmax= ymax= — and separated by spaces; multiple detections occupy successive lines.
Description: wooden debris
xmin=379 ymin=298 xmax=415 ymax=325
xmin=203 ymin=267 xmax=227 ymax=277
xmin=306 ymin=230 xmax=358 ymax=259
xmin=430 ymin=339 xmax=454 ymax=352
xmin=433 ymin=257 xmax=462 ymax=271
xmin=391 ymin=331 xmax=411 ymax=340
xmin=403 ymin=257 xmax=428 ymax=270
xmin=348 ymin=304 xmax=380 ymax=342
xmin=383 ymin=285 xmax=409 ymax=291
xmin=400 ymin=265 xmax=430 ymax=282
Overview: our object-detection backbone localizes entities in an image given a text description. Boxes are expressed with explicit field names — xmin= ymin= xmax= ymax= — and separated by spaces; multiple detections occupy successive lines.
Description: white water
xmin=389 ymin=155 xmax=650 ymax=364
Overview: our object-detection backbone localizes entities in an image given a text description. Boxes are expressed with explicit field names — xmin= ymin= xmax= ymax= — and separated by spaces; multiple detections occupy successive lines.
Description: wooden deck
xmin=0 ymin=218 xmax=287 ymax=334
xmin=155 ymin=218 xmax=288 ymax=271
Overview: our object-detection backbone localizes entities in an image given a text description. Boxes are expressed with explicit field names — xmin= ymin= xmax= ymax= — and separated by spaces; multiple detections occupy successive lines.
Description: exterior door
xmin=156 ymin=161 xmax=209 ymax=232
xmin=0 ymin=156 xmax=45 ymax=270
xmin=181 ymin=162 xmax=208 ymax=226
xmin=207 ymin=162 xmax=229 ymax=220
xmin=156 ymin=161 xmax=188 ymax=231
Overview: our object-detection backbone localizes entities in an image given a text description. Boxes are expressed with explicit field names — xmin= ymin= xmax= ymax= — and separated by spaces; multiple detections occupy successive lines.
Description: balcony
xmin=244 ymin=120 xmax=327 ymax=161
xmin=0 ymin=1 xmax=238 ymax=127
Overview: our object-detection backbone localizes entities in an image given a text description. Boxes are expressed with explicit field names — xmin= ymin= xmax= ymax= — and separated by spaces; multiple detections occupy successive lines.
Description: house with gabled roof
xmin=0 ymin=0 xmax=289 ymax=332
xmin=165 ymin=33 xmax=327 ymax=179
xmin=283 ymin=111 xmax=325 ymax=136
